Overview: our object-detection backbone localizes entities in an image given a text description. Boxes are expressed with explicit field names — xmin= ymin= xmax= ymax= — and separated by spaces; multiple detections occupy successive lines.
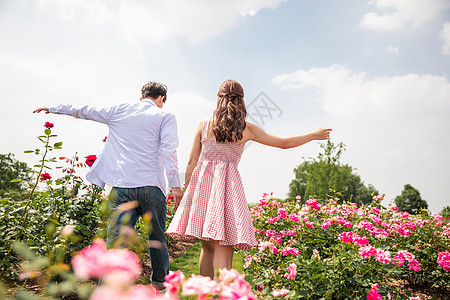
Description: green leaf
xmin=54 ymin=142 xmax=63 ymax=148
xmin=44 ymin=128 xmax=51 ymax=135
xmin=24 ymin=150 xmax=34 ymax=153
xmin=9 ymin=179 xmax=22 ymax=183
xmin=48 ymin=218 xmax=61 ymax=225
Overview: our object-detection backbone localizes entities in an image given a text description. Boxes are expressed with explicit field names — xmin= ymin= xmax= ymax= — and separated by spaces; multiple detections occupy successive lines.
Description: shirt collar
xmin=141 ymin=99 xmax=158 ymax=107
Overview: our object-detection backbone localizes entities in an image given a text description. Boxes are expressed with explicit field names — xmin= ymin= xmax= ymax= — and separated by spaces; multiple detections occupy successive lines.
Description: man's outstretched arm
xmin=33 ymin=104 xmax=116 ymax=124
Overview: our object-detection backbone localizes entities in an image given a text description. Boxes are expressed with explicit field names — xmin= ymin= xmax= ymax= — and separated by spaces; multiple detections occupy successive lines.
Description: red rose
xmin=44 ymin=122 xmax=54 ymax=128
xmin=102 ymin=136 xmax=107 ymax=142
xmin=85 ymin=155 xmax=97 ymax=167
xmin=40 ymin=173 xmax=52 ymax=180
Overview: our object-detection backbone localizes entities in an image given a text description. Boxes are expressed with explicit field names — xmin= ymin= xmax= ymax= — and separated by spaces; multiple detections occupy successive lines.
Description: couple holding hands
xmin=34 ymin=80 xmax=331 ymax=291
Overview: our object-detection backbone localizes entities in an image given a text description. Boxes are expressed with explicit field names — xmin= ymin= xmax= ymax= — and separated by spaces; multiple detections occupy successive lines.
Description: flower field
xmin=1 ymin=123 xmax=449 ymax=299
xmin=242 ymin=193 xmax=450 ymax=299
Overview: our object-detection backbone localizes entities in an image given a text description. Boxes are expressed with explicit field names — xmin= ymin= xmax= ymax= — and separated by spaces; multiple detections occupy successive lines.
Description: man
xmin=33 ymin=82 xmax=183 ymax=291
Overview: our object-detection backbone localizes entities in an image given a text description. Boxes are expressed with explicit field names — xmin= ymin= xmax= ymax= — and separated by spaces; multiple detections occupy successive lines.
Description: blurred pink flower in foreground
xmin=90 ymin=285 xmax=166 ymax=300
xmin=219 ymin=268 xmax=256 ymax=299
xmin=164 ymin=270 xmax=185 ymax=296
xmin=182 ymin=274 xmax=219 ymax=297
xmin=71 ymin=239 xmax=141 ymax=286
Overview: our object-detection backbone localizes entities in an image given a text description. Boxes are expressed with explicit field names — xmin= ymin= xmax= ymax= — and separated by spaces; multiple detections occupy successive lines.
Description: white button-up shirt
xmin=49 ymin=99 xmax=180 ymax=195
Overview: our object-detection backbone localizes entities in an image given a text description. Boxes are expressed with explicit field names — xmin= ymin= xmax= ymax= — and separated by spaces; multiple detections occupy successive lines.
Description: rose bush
xmin=242 ymin=193 xmax=450 ymax=299
xmin=0 ymin=123 xmax=107 ymax=279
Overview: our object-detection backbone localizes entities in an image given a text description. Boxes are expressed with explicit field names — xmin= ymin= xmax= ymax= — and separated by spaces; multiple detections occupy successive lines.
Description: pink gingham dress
xmin=166 ymin=120 xmax=257 ymax=249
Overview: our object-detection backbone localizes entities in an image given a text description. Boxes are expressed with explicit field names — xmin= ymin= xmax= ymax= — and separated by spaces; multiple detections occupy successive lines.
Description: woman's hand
xmin=313 ymin=128 xmax=332 ymax=140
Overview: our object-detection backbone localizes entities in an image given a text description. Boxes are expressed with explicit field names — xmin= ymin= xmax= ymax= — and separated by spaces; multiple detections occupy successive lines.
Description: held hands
xmin=171 ymin=187 xmax=183 ymax=210
xmin=33 ymin=106 xmax=50 ymax=114
xmin=314 ymin=128 xmax=332 ymax=140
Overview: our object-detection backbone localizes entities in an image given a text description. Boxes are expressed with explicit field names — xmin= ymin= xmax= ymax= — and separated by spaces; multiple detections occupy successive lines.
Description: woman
xmin=166 ymin=80 xmax=331 ymax=278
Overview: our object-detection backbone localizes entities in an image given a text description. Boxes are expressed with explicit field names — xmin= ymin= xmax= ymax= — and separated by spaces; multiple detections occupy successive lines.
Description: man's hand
xmin=33 ymin=106 xmax=50 ymax=114
xmin=171 ymin=187 xmax=183 ymax=210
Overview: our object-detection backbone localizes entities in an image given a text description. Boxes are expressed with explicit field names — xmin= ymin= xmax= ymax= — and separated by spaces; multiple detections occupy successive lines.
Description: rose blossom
xmin=322 ymin=219 xmax=332 ymax=229
xmin=284 ymin=263 xmax=297 ymax=280
xmin=338 ymin=231 xmax=353 ymax=243
xmin=408 ymin=259 xmax=421 ymax=272
xmin=434 ymin=213 xmax=443 ymax=221
xmin=277 ymin=208 xmax=287 ymax=219
xmin=437 ymin=250 xmax=450 ymax=271
xmin=40 ymin=173 xmax=51 ymax=180
xmin=182 ymin=274 xmax=219 ymax=297
xmin=375 ymin=249 xmax=391 ymax=264
xmin=244 ymin=255 xmax=252 ymax=268
xmin=280 ymin=247 xmax=300 ymax=256
xmin=367 ymin=283 xmax=381 ymax=300
xmin=272 ymin=287 xmax=289 ymax=298
xmin=71 ymin=239 xmax=141 ymax=286
xmin=44 ymin=122 xmax=54 ymax=128
xmin=353 ymin=235 xmax=369 ymax=246
xmin=164 ymin=270 xmax=185 ymax=295
xmin=85 ymin=155 xmax=97 ymax=167
xmin=359 ymin=245 xmax=377 ymax=259
xmin=219 ymin=269 xmax=256 ymax=299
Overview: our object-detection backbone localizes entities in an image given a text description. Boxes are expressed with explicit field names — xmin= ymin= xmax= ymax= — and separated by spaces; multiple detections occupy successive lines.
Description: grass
xmin=170 ymin=242 xmax=246 ymax=275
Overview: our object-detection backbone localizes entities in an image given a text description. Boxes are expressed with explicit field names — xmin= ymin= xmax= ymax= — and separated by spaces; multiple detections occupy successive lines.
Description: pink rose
xmin=375 ymin=249 xmax=391 ymax=264
xmin=437 ymin=250 xmax=450 ymax=271
xmin=71 ymin=239 xmax=141 ymax=286
xmin=338 ymin=231 xmax=353 ymax=243
xmin=182 ymin=274 xmax=219 ymax=297
xmin=322 ymin=219 xmax=332 ymax=229
xmin=353 ymin=235 xmax=369 ymax=246
xmin=283 ymin=263 xmax=297 ymax=280
xmin=367 ymin=283 xmax=381 ymax=300
xmin=408 ymin=259 xmax=421 ymax=272
xmin=359 ymin=245 xmax=377 ymax=259
xmin=277 ymin=208 xmax=287 ymax=219
xmin=272 ymin=287 xmax=289 ymax=298
xmin=164 ymin=270 xmax=185 ymax=296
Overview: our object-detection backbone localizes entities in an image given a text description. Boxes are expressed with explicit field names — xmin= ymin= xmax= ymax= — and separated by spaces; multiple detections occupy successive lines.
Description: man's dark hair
xmin=141 ymin=82 xmax=168 ymax=102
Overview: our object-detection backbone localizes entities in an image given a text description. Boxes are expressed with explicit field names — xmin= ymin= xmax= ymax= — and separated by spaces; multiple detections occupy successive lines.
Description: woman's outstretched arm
xmin=246 ymin=122 xmax=332 ymax=149
xmin=184 ymin=122 xmax=204 ymax=188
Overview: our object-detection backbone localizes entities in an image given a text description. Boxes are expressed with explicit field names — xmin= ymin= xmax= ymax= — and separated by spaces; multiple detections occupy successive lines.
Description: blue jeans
xmin=106 ymin=186 xmax=169 ymax=283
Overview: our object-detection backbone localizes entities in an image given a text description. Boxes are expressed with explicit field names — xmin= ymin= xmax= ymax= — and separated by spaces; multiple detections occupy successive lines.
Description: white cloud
xmin=360 ymin=0 xmax=450 ymax=31
xmin=386 ymin=45 xmax=399 ymax=53
xmin=36 ymin=0 xmax=288 ymax=44
xmin=440 ymin=22 xmax=450 ymax=55
xmin=273 ymin=65 xmax=450 ymax=212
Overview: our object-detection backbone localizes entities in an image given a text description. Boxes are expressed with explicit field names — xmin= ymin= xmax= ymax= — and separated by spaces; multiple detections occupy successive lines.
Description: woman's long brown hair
xmin=211 ymin=80 xmax=247 ymax=143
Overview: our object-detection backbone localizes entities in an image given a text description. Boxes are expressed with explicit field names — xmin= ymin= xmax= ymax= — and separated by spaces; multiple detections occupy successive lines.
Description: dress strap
xmin=201 ymin=119 xmax=210 ymax=142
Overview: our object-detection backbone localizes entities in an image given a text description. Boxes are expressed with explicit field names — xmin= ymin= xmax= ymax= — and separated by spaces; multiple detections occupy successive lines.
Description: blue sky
xmin=1 ymin=0 xmax=449 ymax=213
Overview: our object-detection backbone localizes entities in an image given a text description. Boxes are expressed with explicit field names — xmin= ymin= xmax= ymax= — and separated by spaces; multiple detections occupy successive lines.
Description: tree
xmin=0 ymin=153 xmax=31 ymax=198
xmin=394 ymin=184 xmax=428 ymax=214
xmin=288 ymin=140 xmax=378 ymax=205
xmin=440 ymin=205 xmax=450 ymax=220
